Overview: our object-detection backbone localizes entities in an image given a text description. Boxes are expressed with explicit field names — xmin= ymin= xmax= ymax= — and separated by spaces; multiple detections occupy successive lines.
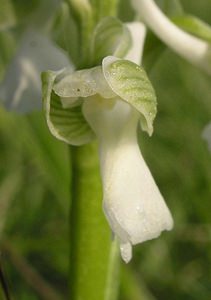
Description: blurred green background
xmin=0 ymin=0 xmax=211 ymax=299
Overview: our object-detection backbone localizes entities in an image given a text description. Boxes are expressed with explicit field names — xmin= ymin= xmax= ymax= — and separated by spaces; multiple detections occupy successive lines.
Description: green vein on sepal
xmin=103 ymin=56 xmax=157 ymax=136
xmin=42 ymin=71 xmax=95 ymax=145
xmin=173 ymin=14 xmax=211 ymax=43
xmin=91 ymin=16 xmax=132 ymax=65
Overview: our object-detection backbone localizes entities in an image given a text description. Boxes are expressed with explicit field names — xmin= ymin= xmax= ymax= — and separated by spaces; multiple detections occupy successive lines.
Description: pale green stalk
xmin=69 ymin=143 xmax=120 ymax=300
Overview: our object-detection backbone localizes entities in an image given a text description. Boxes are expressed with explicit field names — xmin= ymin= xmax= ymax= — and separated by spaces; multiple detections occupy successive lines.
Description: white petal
xmin=0 ymin=29 xmax=70 ymax=112
xmin=53 ymin=66 xmax=115 ymax=99
xmin=125 ymin=22 xmax=146 ymax=64
xmin=53 ymin=68 xmax=97 ymax=98
xmin=120 ymin=242 xmax=132 ymax=264
xmin=83 ymin=97 xmax=173 ymax=263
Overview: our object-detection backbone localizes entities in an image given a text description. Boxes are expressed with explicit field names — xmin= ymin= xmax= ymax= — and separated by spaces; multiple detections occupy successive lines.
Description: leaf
xmin=0 ymin=172 xmax=22 ymax=238
xmin=23 ymin=113 xmax=70 ymax=210
xmin=42 ymin=71 xmax=95 ymax=146
xmin=91 ymin=16 xmax=132 ymax=65
xmin=103 ymin=56 xmax=157 ymax=135
xmin=173 ymin=14 xmax=211 ymax=43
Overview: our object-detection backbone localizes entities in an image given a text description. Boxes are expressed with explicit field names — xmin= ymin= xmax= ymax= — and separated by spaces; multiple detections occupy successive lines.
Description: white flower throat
xmin=83 ymin=96 xmax=173 ymax=263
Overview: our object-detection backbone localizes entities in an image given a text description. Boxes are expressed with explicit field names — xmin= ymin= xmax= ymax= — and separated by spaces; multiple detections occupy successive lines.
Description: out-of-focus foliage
xmin=0 ymin=0 xmax=211 ymax=299
xmin=0 ymin=109 xmax=70 ymax=299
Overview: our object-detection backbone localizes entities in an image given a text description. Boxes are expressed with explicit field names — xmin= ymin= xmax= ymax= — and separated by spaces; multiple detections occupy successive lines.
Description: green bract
xmin=42 ymin=71 xmax=94 ymax=146
xmin=103 ymin=56 xmax=157 ymax=135
xmin=91 ymin=16 xmax=132 ymax=65
xmin=42 ymin=56 xmax=157 ymax=145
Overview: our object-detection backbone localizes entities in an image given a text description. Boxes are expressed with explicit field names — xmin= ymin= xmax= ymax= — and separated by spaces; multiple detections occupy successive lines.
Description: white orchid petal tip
xmin=120 ymin=242 xmax=132 ymax=263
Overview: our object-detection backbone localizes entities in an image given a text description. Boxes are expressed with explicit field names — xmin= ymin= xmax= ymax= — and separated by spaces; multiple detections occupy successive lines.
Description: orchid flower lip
xmin=83 ymin=97 xmax=174 ymax=263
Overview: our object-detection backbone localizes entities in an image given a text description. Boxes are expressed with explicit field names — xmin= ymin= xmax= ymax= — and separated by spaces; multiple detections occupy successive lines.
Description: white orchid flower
xmin=43 ymin=18 xmax=173 ymax=263
xmin=0 ymin=29 xmax=70 ymax=112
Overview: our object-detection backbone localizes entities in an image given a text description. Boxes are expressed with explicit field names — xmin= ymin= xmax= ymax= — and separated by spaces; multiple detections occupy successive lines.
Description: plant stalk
xmin=69 ymin=142 xmax=120 ymax=300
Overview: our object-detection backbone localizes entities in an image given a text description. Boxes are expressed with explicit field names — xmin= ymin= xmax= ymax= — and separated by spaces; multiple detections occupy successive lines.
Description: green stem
xmin=69 ymin=142 xmax=120 ymax=300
